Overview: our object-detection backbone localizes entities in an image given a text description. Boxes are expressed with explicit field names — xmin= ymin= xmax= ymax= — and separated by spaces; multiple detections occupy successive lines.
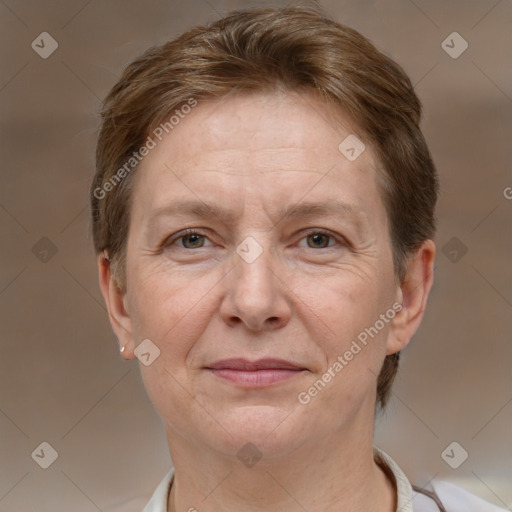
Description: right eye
xmin=165 ymin=229 xmax=213 ymax=250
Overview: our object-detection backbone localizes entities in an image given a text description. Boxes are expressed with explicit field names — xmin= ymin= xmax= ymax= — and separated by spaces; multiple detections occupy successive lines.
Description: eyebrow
xmin=147 ymin=199 xmax=367 ymax=232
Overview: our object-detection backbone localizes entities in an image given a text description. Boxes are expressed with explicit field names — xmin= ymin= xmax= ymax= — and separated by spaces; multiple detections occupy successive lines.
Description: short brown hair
xmin=91 ymin=5 xmax=438 ymax=408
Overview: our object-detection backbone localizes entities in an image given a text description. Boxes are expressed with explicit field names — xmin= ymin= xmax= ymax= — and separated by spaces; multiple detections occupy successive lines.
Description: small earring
xmin=120 ymin=346 xmax=126 ymax=353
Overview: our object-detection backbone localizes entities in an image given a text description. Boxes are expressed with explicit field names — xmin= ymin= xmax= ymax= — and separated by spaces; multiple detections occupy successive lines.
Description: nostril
xmin=266 ymin=317 xmax=282 ymax=327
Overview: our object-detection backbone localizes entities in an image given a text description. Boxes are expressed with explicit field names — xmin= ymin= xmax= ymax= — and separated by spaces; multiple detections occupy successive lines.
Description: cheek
xmin=296 ymin=269 xmax=382 ymax=341
xmin=126 ymin=264 xmax=222 ymax=363
xmin=296 ymin=267 xmax=394 ymax=386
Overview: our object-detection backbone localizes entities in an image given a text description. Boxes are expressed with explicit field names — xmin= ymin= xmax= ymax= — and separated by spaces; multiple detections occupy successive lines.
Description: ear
xmin=386 ymin=240 xmax=436 ymax=355
xmin=98 ymin=253 xmax=136 ymax=360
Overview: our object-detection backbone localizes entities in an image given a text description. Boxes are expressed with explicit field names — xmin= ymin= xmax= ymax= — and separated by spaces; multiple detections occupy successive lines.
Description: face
xmin=110 ymin=91 xmax=407 ymax=460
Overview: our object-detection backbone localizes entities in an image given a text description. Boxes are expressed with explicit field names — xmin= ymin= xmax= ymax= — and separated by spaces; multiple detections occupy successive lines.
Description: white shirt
xmin=143 ymin=447 xmax=507 ymax=512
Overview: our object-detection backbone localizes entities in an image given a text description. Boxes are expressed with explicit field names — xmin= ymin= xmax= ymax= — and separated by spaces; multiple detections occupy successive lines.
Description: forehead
xmin=132 ymin=90 xmax=386 ymax=223
xmin=148 ymin=91 xmax=372 ymax=171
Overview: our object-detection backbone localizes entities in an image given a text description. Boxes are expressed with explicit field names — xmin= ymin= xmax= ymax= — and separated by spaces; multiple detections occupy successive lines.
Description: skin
xmin=99 ymin=90 xmax=435 ymax=512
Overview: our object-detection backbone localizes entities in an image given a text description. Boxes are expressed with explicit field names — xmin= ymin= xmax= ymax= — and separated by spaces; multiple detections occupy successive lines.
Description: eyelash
xmin=163 ymin=228 xmax=346 ymax=250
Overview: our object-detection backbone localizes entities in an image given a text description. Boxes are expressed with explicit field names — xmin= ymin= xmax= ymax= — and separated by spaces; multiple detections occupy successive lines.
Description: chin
xmin=200 ymin=403 xmax=307 ymax=461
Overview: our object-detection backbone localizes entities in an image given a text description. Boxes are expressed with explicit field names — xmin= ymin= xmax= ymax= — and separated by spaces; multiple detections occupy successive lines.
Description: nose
xmin=220 ymin=244 xmax=292 ymax=332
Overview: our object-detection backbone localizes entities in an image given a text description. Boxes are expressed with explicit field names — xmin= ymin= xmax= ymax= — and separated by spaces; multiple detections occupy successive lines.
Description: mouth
xmin=205 ymin=358 xmax=308 ymax=387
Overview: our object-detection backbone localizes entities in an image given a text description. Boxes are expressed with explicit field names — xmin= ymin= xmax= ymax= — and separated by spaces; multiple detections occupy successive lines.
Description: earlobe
xmin=386 ymin=240 xmax=436 ymax=355
xmin=97 ymin=253 xmax=136 ymax=359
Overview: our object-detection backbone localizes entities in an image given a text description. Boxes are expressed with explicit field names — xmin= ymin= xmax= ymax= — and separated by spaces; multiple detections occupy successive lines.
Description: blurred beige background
xmin=1 ymin=0 xmax=511 ymax=510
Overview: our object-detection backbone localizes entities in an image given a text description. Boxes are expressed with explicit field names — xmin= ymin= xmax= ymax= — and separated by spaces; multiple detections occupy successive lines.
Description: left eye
xmin=299 ymin=232 xmax=337 ymax=249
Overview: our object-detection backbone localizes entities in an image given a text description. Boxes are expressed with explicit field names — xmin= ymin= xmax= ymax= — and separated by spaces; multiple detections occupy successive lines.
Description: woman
xmin=90 ymin=6 xmax=505 ymax=511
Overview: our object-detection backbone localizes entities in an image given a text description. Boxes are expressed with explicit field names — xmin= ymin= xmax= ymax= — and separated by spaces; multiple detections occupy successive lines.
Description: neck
xmin=166 ymin=422 xmax=396 ymax=512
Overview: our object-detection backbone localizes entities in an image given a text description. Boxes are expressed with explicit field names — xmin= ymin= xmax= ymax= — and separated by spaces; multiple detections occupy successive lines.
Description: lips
xmin=207 ymin=358 xmax=304 ymax=371
xmin=205 ymin=358 xmax=307 ymax=387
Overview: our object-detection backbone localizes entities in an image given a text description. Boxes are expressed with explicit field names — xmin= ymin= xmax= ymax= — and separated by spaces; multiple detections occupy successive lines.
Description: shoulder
xmin=424 ymin=480 xmax=509 ymax=512
xmin=374 ymin=447 xmax=507 ymax=512
xmin=411 ymin=480 xmax=508 ymax=511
